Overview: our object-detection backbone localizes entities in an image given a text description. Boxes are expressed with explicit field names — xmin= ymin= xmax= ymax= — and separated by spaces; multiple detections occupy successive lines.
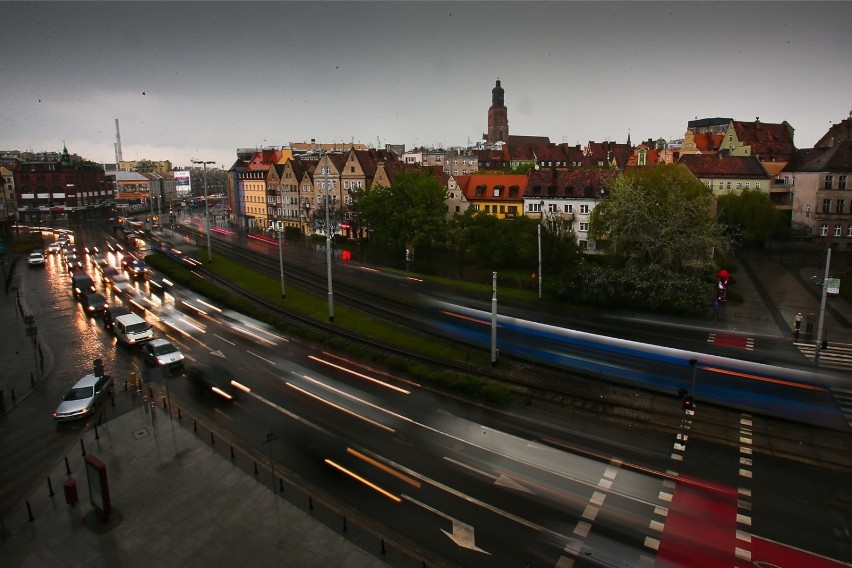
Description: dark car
xmin=186 ymin=364 xmax=248 ymax=401
xmin=103 ymin=305 xmax=131 ymax=331
xmin=81 ymin=292 xmax=108 ymax=315
xmin=126 ymin=258 xmax=148 ymax=280
xmin=71 ymin=273 xmax=96 ymax=299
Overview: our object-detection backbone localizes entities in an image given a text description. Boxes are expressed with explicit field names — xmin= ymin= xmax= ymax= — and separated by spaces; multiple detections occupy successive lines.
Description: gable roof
xmin=678 ymin=154 xmax=770 ymax=178
xmin=815 ymin=116 xmax=852 ymax=148
xmin=526 ymin=168 xmax=617 ymax=198
xmin=731 ymin=120 xmax=796 ymax=160
xmin=784 ymin=140 xmax=852 ymax=172
xmin=462 ymin=174 xmax=528 ymax=201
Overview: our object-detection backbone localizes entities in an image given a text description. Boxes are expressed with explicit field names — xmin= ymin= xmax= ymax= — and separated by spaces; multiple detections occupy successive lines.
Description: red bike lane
xmin=655 ymin=475 xmax=850 ymax=567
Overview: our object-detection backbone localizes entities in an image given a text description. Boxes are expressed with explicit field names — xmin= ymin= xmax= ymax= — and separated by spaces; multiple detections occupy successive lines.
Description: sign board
xmin=826 ymin=277 xmax=841 ymax=296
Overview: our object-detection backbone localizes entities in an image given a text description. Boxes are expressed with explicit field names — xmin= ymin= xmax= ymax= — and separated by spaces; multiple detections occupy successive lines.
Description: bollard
xmin=309 ymin=496 xmax=314 ymax=511
xmin=193 ymin=419 xmax=197 ymax=432
xmin=11 ymin=388 xmax=16 ymax=404
xmin=279 ymin=478 xmax=284 ymax=493
xmin=163 ymin=396 xmax=167 ymax=408
xmin=210 ymin=432 xmax=215 ymax=445
xmin=230 ymin=446 xmax=235 ymax=461
xmin=124 ymin=381 xmax=128 ymax=391
xmin=94 ymin=422 xmax=100 ymax=440
xmin=27 ymin=501 xmax=35 ymax=522
xmin=48 ymin=477 xmax=55 ymax=497
xmin=343 ymin=516 xmax=347 ymax=532
xmin=80 ymin=439 xmax=86 ymax=456
xmin=381 ymin=538 xmax=386 ymax=555
xmin=177 ymin=407 xmax=181 ymax=420
xmin=64 ymin=457 xmax=71 ymax=475
xmin=254 ymin=461 xmax=259 ymax=475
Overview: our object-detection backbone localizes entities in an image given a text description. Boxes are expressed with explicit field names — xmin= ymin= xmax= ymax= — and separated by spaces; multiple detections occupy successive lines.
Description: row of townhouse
xmin=226 ymin=114 xmax=852 ymax=250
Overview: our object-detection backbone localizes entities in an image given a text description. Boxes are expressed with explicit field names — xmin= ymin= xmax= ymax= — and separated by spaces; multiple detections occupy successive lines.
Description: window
xmin=841 ymin=176 xmax=848 ymax=190
xmin=823 ymin=199 xmax=832 ymax=213
xmin=565 ymin=204 xmax=572 ymax=213
xmin=825 ymin=175 xmax=834 ymax=190
xmin=835 ymin=224 xmax=842 ymax=237
xmin=755 ymin=182 xmax=760 ymax=189
xmin=745 ymin=182 xmax=750 ymax=189
xmin=580 ymin=204 xmax=589 ymax=214
xmin=580 ymin=240 xmax=588 ymax=250
xmin=838 ymin=200 xmax=845 ymax=214
xmin=736 ymin=182 xmax=742 ymax=190
xmin=344 ymin=181 xmax=349 ymax=189
xmin=820 ymin=223 xmax=828 ymax=236
xmin=727 ymin=182 xmax=732 ymax=190
xmin=579 ymin=222 xmax=589 ymax=232
xmin=848 ymin=225 xmax=852 ymax=237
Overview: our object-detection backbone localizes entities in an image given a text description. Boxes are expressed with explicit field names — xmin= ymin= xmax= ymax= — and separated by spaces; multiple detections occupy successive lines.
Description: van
xmin=113 ymin=313 xmax=153 ymax=345
xmin=71 ymin=273 xmax=96 ymax=299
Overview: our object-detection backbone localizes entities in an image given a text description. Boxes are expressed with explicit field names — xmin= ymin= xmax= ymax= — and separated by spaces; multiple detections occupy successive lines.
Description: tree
xmin=351 ymin=172 xmax=447 ymax=254
xmin=589 ymin=164 xmax=728 ymax=272
xmin=716 ymin=188 xmax=783 ymax=246
xmin=134 ymin=159 xmax=157 ymax=173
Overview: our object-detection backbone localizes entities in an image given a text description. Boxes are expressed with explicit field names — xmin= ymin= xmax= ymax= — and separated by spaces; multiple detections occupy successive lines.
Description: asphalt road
xmin=2 ymin=222 xmax=851 ymax=566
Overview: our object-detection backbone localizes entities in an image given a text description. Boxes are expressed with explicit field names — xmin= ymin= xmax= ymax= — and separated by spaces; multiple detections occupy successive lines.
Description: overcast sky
xmin=2 ymin=1 xmax=850 ymax=169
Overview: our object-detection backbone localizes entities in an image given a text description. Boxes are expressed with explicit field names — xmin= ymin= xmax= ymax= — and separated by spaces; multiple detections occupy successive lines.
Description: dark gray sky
xmin=2 ymin=1 xmax=850 ymax=168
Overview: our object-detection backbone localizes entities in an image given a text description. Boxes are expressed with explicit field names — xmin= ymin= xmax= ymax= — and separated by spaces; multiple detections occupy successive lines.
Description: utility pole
xmin=191 ymin=160 xmax=215 ymax=263
xmin=814 ymin=247 xmax=831 ymax=361
xmin=491 ymin=271 xmax=498 ymax=365
xmin=323 ymin=152 xmax=334 ymax=322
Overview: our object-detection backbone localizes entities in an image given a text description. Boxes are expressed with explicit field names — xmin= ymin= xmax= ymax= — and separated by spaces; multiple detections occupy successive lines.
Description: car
xmin=109 ymin=272 xmax=132 ymax=295
xmin=142 ymin=339 xmax=185 ymax=368
xmin=71 ymin=273 xmax=96 ymax=299
xmin=125 ymin=258 xmax=148 ymax=280
xmin=186 ymin=364 xmax=248 ymax=401
xmin=103 ymin=305 xmax=131 ymax=330
xmin=81 ymin=292 xmax=108 ymax=315
xmin=53 ymin=372 xmax=113 ymax=421
xmin=101 ymin=265 xmax=119 ymax=281
xmin=47 ymin=242 xmax=62 ymax=255
xmin=28 ymin=251 xmax=46 ymax=266
xmin=112 ymin=313 xmax=153 ymax=345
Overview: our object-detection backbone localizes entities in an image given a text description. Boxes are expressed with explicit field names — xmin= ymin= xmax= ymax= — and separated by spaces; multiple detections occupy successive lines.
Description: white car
xmin=53 ymin=373 xmax=113 ymax=421
xmin=142 ymin=339 xmax=185 ymax=368
xmin=47 ymin=242 xmax=62 ymax=254
xmin=28 ymin=251 xmax=46 ymax=266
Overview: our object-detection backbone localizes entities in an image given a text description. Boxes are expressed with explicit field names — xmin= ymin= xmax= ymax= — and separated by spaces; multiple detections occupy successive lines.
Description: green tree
xmin=590 ymin=164 xmax=728 ymax=272
xmin=351 ymin=172 xmax=447 ymax=254
xmin=716 ymin=188 xmax=783 ymax=246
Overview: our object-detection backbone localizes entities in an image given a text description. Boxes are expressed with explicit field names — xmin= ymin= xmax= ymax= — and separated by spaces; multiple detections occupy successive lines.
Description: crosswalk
xmin=793 ymin=341 xmax=852 ymax=372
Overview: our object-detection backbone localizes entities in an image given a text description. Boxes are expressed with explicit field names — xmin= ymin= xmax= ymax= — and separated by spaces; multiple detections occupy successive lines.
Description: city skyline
xmin=2 ymin=1 xmax=850 ymax=169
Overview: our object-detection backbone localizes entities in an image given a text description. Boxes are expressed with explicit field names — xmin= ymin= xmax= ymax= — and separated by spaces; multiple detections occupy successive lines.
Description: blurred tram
xmin=428 ymin=299 xmax=849 ymax=431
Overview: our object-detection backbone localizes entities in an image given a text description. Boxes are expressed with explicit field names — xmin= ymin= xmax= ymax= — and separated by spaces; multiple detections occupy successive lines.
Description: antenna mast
xmin=114 ymin=119 xmax=124 ymax=163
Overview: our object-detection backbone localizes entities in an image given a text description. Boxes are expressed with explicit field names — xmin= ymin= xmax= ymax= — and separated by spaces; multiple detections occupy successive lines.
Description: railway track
xmin=156 ymin=225 xmax=851 ymax=471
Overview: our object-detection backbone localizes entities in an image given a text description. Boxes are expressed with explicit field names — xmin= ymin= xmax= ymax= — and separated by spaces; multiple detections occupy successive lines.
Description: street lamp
xmin=268 ymin=224 xmax=286 ymax=299
xmin=322 ymin=152 xmax=334 ymax=322
xmin=191 ymin=160 xmax=215 ymax=263
xmin=538 ymin=200 xmax=544 ymax=301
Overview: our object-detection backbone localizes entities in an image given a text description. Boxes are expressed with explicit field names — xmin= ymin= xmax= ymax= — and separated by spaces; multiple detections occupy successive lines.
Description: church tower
xmin=487 ymin=79 xmax=508 ymax=144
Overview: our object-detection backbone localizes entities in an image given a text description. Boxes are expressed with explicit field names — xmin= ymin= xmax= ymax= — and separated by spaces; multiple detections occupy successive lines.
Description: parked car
xmin=81 ymin=292 xmax=108 ymax=315
xmin=28 ymin=251 xmax=46 ymax=266
xmin=103 ymin=305 xmax=131 ymax=331
xmin=53 ymin=372 xmax=113 ymax=421
xmin=142 ymin=339 xmax=185 ymax=368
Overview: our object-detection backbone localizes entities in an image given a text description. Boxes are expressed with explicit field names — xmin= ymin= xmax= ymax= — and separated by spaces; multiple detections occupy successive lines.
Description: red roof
xmin=462 ymin=174 xmax=527 ymax=201
xmin=678 ymin=154 xmax=770 ymax=178
xmin=731 ymin=120 xmax=796 ymax=160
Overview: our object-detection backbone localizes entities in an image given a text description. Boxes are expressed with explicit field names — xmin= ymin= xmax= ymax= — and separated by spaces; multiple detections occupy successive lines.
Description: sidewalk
xmin=1 ymin=403 xmax=403 ymax=568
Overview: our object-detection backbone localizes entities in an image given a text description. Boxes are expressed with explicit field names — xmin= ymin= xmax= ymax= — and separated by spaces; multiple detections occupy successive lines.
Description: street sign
xmin=826 ymin=277 xmax=841 ymax=296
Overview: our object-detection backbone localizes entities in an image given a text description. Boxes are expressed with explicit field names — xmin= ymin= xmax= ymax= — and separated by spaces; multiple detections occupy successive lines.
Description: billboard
xmin=174 ymin=170 xmax=191 ymax=198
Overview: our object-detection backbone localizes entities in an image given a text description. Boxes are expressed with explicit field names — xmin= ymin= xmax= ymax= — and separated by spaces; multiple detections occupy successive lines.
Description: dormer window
xmin=494 ymin=184 xmax=504 ymax=197
xmin=509 ymin=185 xmax=519 ymax=197
xmin=475 ymin=184 xmax=485 ymax=197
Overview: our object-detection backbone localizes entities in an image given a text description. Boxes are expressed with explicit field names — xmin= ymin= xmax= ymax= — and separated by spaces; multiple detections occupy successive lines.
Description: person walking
xmin=794 ymin=312 xmax=803 ymax=337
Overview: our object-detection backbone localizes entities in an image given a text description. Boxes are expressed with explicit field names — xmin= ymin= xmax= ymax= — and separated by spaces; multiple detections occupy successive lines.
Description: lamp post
xmin=269 ymin=225 xmax=286 ymax=299
xmin=815 ymin=247 xmax=831 ymax=361
xmin=323 ymin=152 xmax=334 ymax=322
xmin=538 ymin=200 xmax=544 ymax=301
xmin=191 ymin=160 xmax=215 ymax=263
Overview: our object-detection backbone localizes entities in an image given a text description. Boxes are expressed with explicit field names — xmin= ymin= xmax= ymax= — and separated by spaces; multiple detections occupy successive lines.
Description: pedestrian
xmin=794 ymin=312 xmax=802 ymax=332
